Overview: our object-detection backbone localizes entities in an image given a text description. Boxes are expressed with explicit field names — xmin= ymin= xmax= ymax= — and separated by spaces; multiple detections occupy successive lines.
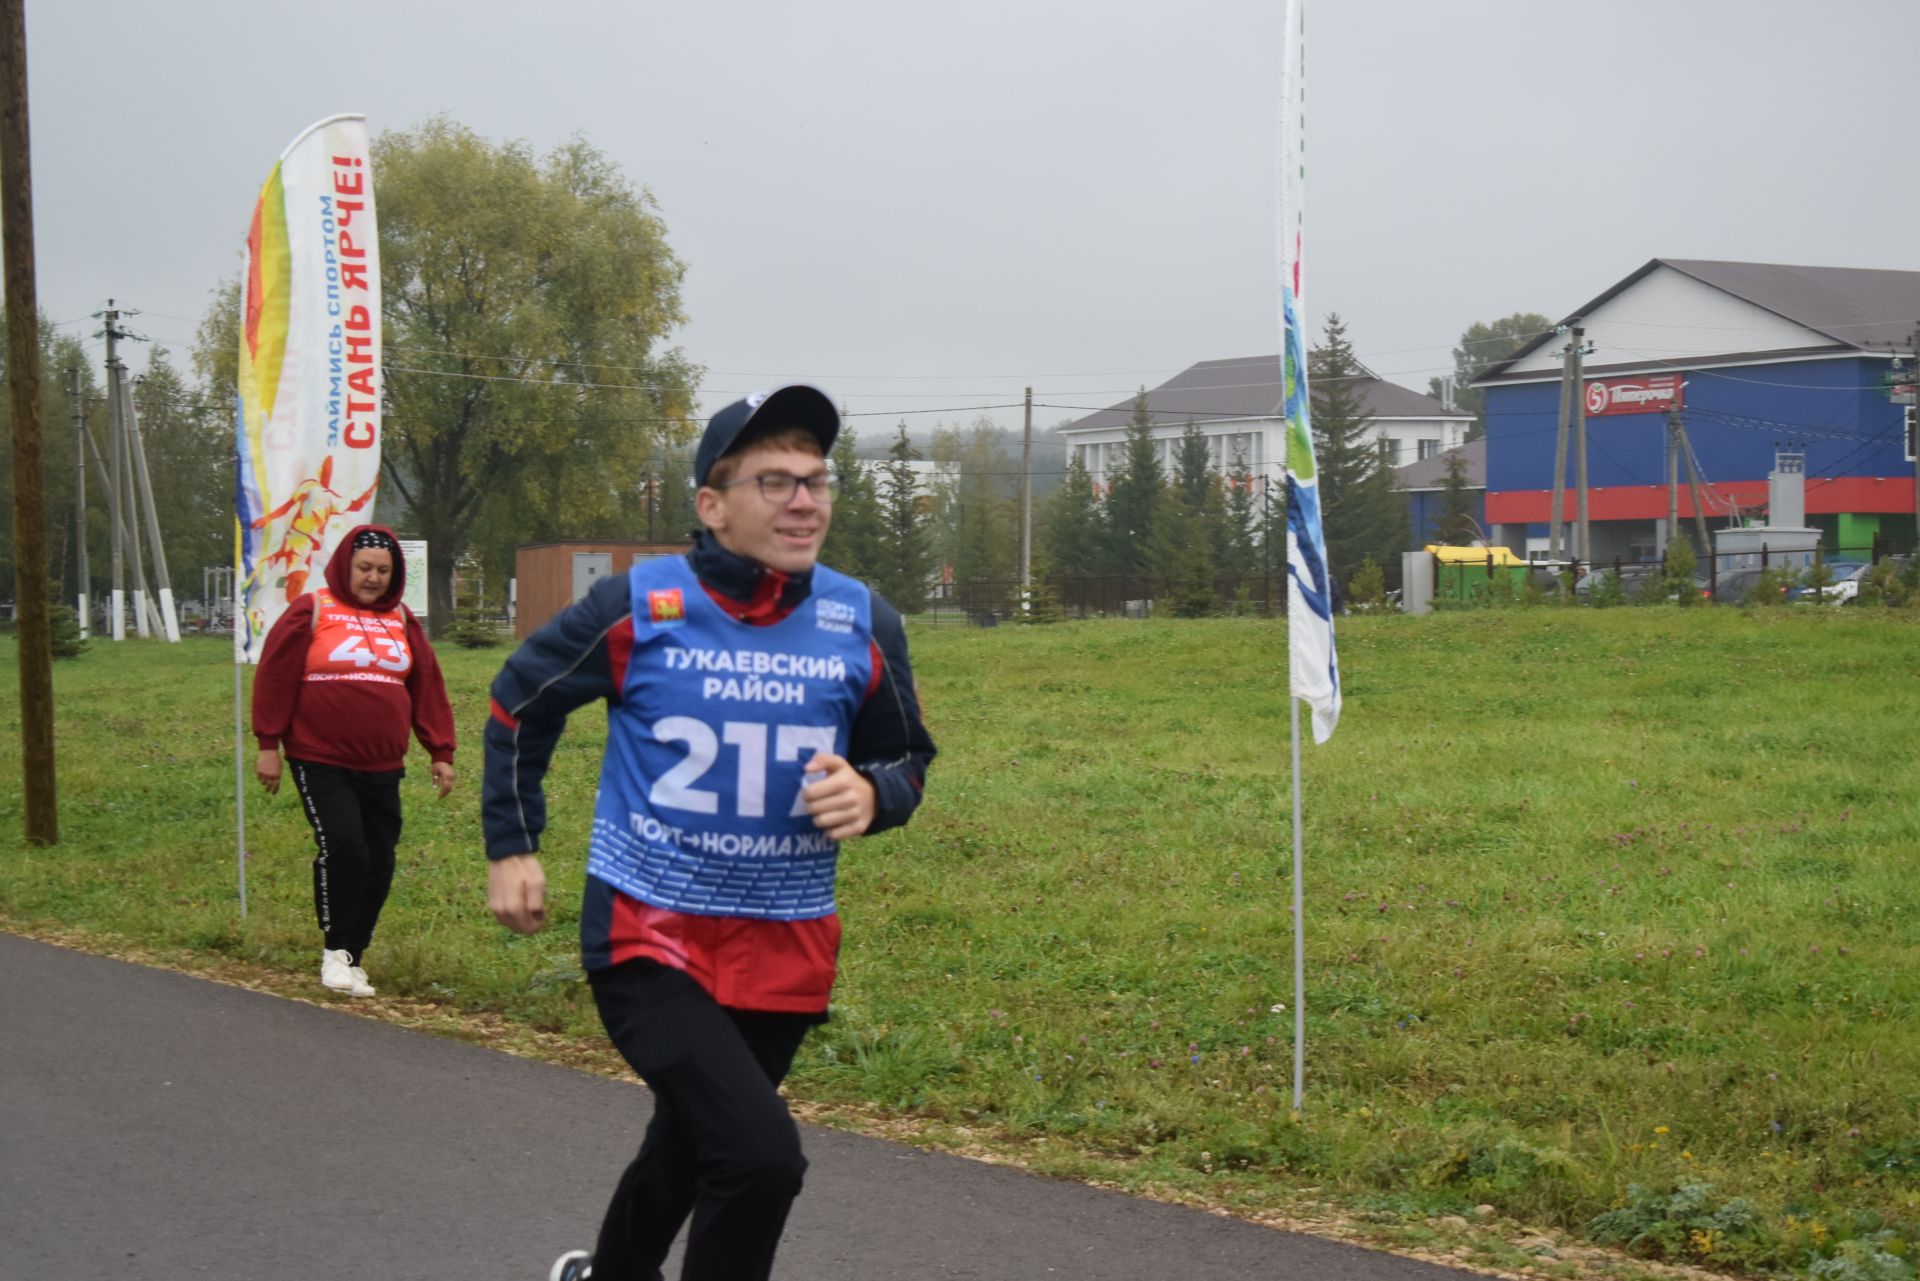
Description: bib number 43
xmin=649 ymin=717 xmax=835 ymax=819
xmin=328 ymin=633 xmax=410 ymax=673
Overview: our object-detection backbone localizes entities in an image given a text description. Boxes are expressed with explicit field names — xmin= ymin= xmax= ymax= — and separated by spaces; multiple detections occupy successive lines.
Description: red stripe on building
xmin=1486 ymin=477 xmax=1916 ymax=524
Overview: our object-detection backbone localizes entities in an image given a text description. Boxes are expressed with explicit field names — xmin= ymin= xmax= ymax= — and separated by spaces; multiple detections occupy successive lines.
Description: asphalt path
xmin=1 ymin=932 xmax=1483 ymax=1280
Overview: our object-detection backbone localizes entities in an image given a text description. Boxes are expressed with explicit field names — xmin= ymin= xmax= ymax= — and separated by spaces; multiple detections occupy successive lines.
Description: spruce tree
xmin=1199 ymin=470 xmax=1234 ymax=586
xmin=1258 ymin=474 xmax=1286 ymax=608
xmin=1222 ymin=451 xmax=1260 ymax=578
xmin=1153 ymin=420 xmax=1221 ymax=614
xmin=48 ymin=600 xmax=87 ymax=659
xmin=1308 ymin=313 xmax=1406 ymax=589
xmin=826 ymin=428 xmax=886 ymax=582
xmin=1044 ymin=452 xmax=1104 ymax=578
xmin=1434 ymin=448 xmax=1479 ymax=546
xmin=1173 ymin=420 xmax=1212 ymax=509
xmin=875 ymin=424 xmax=932 ymax=613
xmin=1104 ymin=388 xmax=1163 ymax=577
xmin=1016 ymin=541 xmax=1066 ymax=623
xmin=1661 ymin=530 xmax=1700 ymax=607
xmin=931 ymin=421 xmax=1018 ymax=615
xmin=1160 ymin=495 xmax=1218 ymax=617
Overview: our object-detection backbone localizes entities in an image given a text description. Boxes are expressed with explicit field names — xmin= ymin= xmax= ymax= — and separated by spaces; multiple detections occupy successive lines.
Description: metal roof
xmin=1477 ymin=258 xmax=1920 ymax=384
xmin=1395 ymin=438 xmax=1485 ymax=491
xmin=1061 ymin=355 xmax=1471 ymax=435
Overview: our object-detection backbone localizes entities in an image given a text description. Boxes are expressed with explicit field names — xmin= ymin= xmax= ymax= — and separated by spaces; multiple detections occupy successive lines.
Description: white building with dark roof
xmin=1059 ymin=355 xmax=1473 ymax=493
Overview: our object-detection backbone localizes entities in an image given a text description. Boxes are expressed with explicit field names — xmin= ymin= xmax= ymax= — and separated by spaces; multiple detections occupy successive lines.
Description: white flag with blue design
xmin=1280 ymin=0 xmax=1340 ymax=743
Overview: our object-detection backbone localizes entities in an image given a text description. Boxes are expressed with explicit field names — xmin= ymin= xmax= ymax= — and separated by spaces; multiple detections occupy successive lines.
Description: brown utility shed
xmin=515 ymin=540 xmax=692 ymax=638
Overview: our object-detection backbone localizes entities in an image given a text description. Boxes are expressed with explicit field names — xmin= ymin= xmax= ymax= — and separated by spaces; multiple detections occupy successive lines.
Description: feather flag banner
xmin=1278 ymin=2 xmax=1340 ymax=744
xmin=234 ymin=114 xmax=381 ymax=663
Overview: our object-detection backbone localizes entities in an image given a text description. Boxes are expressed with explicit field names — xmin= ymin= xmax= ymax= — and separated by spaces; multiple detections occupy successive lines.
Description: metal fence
xmin=911 ymin=537 xmax=1916 ymax=625
xmin=1431 ymin=538 xmax=1914 ymax=608
xmin=909 ymin=572 xmax=1293 ymax=626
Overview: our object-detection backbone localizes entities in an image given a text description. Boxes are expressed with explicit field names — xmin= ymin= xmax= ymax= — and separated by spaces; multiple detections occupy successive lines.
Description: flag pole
xmin=233 ymin=468 xmax=248 ymax=918
xmin=235 ymin=658 xmax=248 ymax=918
xmin=1277 ymin=0 xmax=1334 ymax=1118
xmin=1290 ymin=696 xmax=1305 ymax=1115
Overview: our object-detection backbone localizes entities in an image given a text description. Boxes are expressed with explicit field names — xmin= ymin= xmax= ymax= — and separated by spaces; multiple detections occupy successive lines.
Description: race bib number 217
xmin=649 ymin=717 xmax=834 ymax=819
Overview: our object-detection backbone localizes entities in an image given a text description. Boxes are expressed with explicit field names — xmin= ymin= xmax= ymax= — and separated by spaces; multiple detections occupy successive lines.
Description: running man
xmin=481 ymin=385 xmax=936 ymax=1281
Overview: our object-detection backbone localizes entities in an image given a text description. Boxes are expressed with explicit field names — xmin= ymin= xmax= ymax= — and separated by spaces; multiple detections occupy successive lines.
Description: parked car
xmin=1575 ymin=562 xmax=1709 ymax=603
xmin=1785 ymin=561 xmax=1869 ymax=605
xmin=1528 ymin=567 xmax=1569 ymax=597
xmin=1711 ymin=567 xmax=1791 ymax=604
xmin=1574 ymin=563 xmax=1656 ymax=600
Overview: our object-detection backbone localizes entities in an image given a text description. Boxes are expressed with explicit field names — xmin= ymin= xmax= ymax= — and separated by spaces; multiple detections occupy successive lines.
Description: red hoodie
xmin=251 ymin=524 xmax=456 ymax=772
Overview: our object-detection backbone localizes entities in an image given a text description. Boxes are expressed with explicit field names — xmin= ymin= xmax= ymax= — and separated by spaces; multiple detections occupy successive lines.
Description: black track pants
xmin=587 ymin=959 xmax=816 ymax=1281
xmin=288 ymin=759 xmax=403 ymax=960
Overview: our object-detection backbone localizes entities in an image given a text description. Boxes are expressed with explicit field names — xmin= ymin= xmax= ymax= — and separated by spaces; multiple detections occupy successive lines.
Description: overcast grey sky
xmin=21 ymin=0 xmax=1920 ymax=438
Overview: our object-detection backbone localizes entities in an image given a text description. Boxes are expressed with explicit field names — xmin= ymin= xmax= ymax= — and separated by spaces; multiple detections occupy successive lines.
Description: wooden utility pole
xmin=1665 ymin=403 xmax=1682 ymax=557
xmin=122 ymin=371 xmax=180 ymax=640
xmin=1547 ymin=325 xmax=1574 ymax=561
xmin=70 ymin=365 xmax=89 ymax=638
xmin=1571 ymin=324 xmax=1589 ymax=562
xmin=1019 ymin=385 xmax=1032 ymax=613
xmin=1911 ymin=323 xmax=1920 ymax=544
xmin=1 ymin=0 xmax=58 ymax=844
xmin=114 ymin=362 xmax=153 ymax=637
xmin=1676 ymin=411 xmax=1713 ymax=568
xmin=104 ymin=303 xmax=126 ymax=638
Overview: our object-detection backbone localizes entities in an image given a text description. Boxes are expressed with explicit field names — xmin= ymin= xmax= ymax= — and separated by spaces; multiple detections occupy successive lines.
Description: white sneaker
xmin=321 ymin=948 xmax=357 ymax=993
xmin=320 ymin=949 xmax=375 ymax=997
xmin=548 ymin=1250 xmax=592 ymax=1281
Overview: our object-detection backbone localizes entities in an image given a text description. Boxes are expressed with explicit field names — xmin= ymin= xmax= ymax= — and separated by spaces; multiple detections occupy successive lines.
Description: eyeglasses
xmin=714 ymin=471 xmax=840 ymax=505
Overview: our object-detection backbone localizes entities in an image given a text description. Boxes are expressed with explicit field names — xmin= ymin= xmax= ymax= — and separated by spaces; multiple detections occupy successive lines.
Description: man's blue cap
xmin=695 ymin=384 xmax=839 ymax=486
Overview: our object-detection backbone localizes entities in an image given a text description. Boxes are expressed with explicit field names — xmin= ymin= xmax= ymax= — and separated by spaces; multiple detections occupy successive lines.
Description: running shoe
xmin=320 ymin=949 xmax=375 ymax=997
xmin=320 ymin=949 xmax=357 ymax=993
xmin=548 ymin=1250 xmax=592 ymax=1281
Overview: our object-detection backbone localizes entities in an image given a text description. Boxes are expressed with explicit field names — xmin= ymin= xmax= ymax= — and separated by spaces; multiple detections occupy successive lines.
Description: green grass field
xmin=4 ymin=608 xmax=1918 ymax=1278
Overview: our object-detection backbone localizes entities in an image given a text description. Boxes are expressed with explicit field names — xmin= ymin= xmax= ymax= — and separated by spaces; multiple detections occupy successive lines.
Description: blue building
xmin=1474 ymin=260 xmax=1919 ymax=563
xmin=1397 ymin=439 xmax=1486 ymax=545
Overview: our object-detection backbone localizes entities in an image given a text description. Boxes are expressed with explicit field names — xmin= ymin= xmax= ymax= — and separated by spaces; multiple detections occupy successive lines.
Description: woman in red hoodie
xmin=251 ymin=525 xmax=456 ymax=997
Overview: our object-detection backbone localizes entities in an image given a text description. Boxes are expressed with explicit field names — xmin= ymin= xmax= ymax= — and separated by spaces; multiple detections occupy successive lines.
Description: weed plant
xmin=48 ymin=604 xmax=88 ymax=658
xmin=1662 ymin=538 xmax=1701 ymax=607
xmin=446 ymin=608 xmax=504 ymax=649
xmin=1587 ymin=569 xmax=1627 ymax=608
xmin=3 ymin=609 xmax=1918 ymax=1277
xmin=1749 ymin=565 xmax=1801 ymax=606
xmin=1858 ymin=559 xmax=1920 ymax=608
xmin=1347 ymin=559 xmax=1388 ymax=613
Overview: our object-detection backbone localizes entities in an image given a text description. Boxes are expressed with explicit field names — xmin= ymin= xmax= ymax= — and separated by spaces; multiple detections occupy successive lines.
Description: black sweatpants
xmin=288 ymin=759 xmax=404 ymax=960
xmin=587 ymin=959 xmax=817 ymax=1281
